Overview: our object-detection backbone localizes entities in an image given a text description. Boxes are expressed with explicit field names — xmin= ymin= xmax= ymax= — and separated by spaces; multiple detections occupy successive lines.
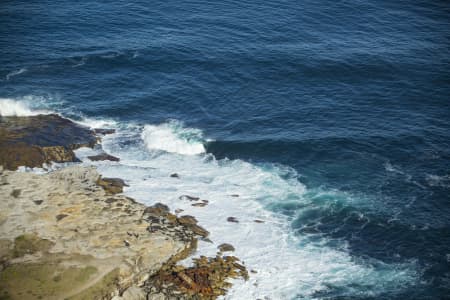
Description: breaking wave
xmin=141 ymin=120 xmax=206 ymax=155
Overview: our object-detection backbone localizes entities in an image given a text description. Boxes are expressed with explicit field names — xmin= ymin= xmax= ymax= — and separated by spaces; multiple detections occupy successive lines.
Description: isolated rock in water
xmin=170 ymin=173 xmax=180 ymax=178
xmin=88 ymin=153 xmax=120 ymax=162
xmin=218 ymin=243 xmax=235 ymax=252
xmin=179 ymin=195 xmax=200 ymax=201
xmin=0 ymin=114 xmax=97 ymax=170
xmin=96 ymin=176 xmax=128 ymax=194
xmin=227 ymin=217 xmax=239 ymax=223
xmin=93 ymin=128 xmax=116 ymax=135
xmin=0 ymin=166 xmax=196 ymax=300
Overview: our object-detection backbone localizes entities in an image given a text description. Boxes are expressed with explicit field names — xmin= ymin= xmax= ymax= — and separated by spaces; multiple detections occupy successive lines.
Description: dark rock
xmin=96 ymin=177 xmax=128 ymax=194
xmin=56 ymin=214 xmax=68 ymax=221
xmin=144 ymin=203 xmax=170 ymax=217
xmin=254 ymin=219 xmax=265 ymax=223
xmin=174 ymin=209 xmax=184 ymax=214
xmin=230 ymin=194 xmax=240 ymax=197
xmin=88 ymin=153 xmax=120 ymax=162
xmin=105 ymin=198 xmax=117 ymax=204
xmin=170 ymin=173 xmax=179 ymax=178
xmin=227 ymin=217 xmax=239 ymax=223
xmin=191 ymin=202 xmax=207 ymax=207
xmin=179 ymin=195 xmax=199 ymax=201
xmin=188 ymin=224 xmax=209 ymax=238
xmin=177 ymin=215 xmax=198 ymax=225
xmin=218 ymin=243 xmax=235 ymax=252
xmin=33 ymin=200 xmax=43 ymax=205
xmin=0 ymin=114 xmax=97 ymax=170
xmin=93 ymin=128 xmax=115 ymax=135
xmin=11 ymin=189 xmax=21 ymax=198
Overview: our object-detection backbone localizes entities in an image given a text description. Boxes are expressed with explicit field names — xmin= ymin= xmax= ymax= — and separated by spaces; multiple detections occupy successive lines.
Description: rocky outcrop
xmin=0 ymin=166 xmax=197 ymax=300
xmin=0 ymin=114 xmax=249 ymax=299
xmin=88 ymin=153 xmax=120 ymax=162
xmin=147 ymin=255 xmax=248 ymax=299
xmin=0 ymin=114 xmax=97 ymax=170
xmin=96 ymin=176 xmax=128 ymax=194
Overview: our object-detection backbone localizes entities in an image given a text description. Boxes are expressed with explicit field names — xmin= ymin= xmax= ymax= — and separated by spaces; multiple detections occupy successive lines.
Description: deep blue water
xmin=1 ymin=1 xmax=450 ymax=299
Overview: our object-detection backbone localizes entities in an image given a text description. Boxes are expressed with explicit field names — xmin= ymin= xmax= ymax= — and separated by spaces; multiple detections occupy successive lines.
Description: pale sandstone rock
xmin=0 ymin=166 xmax=195 ymax=300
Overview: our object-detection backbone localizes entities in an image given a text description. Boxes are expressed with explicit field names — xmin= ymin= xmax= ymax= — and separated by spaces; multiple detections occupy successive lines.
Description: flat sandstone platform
xmin=0 ymin=166 xmax=195 ymax=300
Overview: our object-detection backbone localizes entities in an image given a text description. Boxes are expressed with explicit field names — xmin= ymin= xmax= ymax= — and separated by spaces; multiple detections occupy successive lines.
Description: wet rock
xmin=33 ymin=200 xmax=43 ymax=205
xmin=93 ymin=128 xmax=116 ymax=135
xmin=96 ymin=177 xmax=128 ymax=194
xmin=230 ymin=194 xmax=240 ymax=197
xmin=147 ymin=254 xmax=248 ymax=299
xmin=0 ymin=114 xmax=96 ymax=170
xmin=227 ymin=217 xmax=239 ymax=223
xmin=88 ymin=153 xmax=120 ymax=162
xmin=254 ymin=219 xmax=265 ymax=223
xmin=179 ymin=195 xmax=200 ymax=201
xmin=177 ymin=215 xmax=198 ymax=225
xmin=218 ymin=243 xmax=235 ymax=252
xmin=192 ymin=202 xmax=207 ymax=207
xmin=174 ymin=209 xmax=184 ymax=214
xmin=143 ymin=203 xmax=170 ymax=217
xmin=170 ymin=173 xmax=180 ymax=178
xmin=188 ymin=224 xmax=210 ymax=238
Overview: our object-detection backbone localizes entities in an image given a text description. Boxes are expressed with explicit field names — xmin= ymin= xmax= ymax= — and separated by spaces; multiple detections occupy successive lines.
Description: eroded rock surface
xmin=147 ymin=255 xmax=248 ymax=300
xmin=0 ymin=166 xmax=196 ymax=300
xmin=0 ymin=114 xmax=97 ymax=170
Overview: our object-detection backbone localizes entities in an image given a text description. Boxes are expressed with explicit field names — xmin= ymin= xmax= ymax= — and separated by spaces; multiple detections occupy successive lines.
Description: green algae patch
xmin=13 ymin=234 xmax=54 ymax=258
xmin=68 ymin=268 xmax=120 ymax=300
xmin=0 ymin=263 xmax=98 ymax=300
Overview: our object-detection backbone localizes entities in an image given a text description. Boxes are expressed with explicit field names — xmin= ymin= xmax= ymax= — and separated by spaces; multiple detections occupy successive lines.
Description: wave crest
xmin=141 ymin=120 xmax=206 ymax=155
xmin=0 ymin=98 xmax=52 ymax=116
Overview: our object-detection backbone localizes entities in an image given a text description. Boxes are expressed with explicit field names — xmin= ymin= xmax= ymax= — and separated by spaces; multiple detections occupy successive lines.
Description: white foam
xmin=0 ymin=98 xmax=51 ymax=116
xmin=72 ymin=57 xmax=87 ymax=68
xmin=5 ymin=68 xmax=27 ymax=80
xmin=1 ymin=94 xmax=418 ymax=298
xmin=93 ymin=122 xmax=418 ymax=299
xmin=425 ymin=174 xmax=450 ymax=188
xmin=141 ymin=120 xmax=206 ymax=155
xmin=76 ymin=116 xmax=118 ymax=129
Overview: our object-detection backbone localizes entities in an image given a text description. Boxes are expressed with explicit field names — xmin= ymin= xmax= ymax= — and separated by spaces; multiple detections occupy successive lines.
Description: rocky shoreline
xmin=0 ymin=114 xmax=247 ymax=300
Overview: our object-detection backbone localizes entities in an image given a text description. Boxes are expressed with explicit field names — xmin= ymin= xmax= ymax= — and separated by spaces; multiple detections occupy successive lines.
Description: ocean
xmin=1 ymin=1 xmax=449 ymax=299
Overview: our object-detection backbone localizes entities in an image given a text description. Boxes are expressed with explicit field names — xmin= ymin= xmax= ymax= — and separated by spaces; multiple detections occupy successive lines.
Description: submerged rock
xmin=227 ymin=217 xmax=239 ymax=223
xmin=88 ymin=153 xmax=120 ymax=162
xmin=93 ymin=128 xmax=116 ymax=135
xmin=179 ymin=195 xmax=200 ymax=201
xmin=218 ymin=243 xmax=235 ymax=252
xmin=0 ymin=114 xmax=97 ymax=170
